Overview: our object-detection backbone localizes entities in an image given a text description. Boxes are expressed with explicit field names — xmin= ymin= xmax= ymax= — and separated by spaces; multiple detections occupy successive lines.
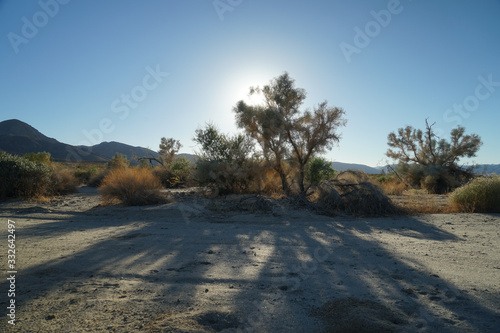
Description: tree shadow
xmin=0 ymin=197 xmax=499 ymax=332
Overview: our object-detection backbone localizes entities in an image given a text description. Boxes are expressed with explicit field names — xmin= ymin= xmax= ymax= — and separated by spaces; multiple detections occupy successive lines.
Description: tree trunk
xmin=298 ymin=165 xmax=306 ymax=197
xmin=275 ymin=163 xmax=290 ymax=195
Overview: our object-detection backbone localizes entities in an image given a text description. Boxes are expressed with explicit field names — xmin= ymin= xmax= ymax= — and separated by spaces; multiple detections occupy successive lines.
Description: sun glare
xmin=229 ymin=70 xmax=273 ymax=106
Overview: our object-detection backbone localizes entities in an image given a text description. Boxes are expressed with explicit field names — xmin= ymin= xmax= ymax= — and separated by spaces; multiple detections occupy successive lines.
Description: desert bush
xmin=107 ymin=153 xmax=130 ymax=169
xmin=313 ymin=170 xmax=400 ymax=216
xmin=396 ymin=163 xmax=463 ymax=194
xmin=88 ymin=153 xmax=129 ymax=187
xmin=99 ymin=167 xmax=166 ymax=205
xmin=194 ymin=124 xmax=259 ymax=194
xmin=0 ymin=152 xmax=53 ymax=199
xmin=23 ymin=152 xmax=52 ymax=165
xmin=371 ymin=174 xmax=407 ymax=195
xmin=51 ymin=166 xmax=79 ymax=194
xmin=194 ymin=159 xmax=262 ymax=195
xmin=88 ymin=169 xmax=109 ymax=187
xmin=154 ymin=156 xmax=192 ymax=188
xmin=74 ymin=165 xmax=99 ymax=184
xmin=450 ymin=176 xmax=500 ymax=213
xmin=387 ymin=121 xmax=480 ymax=194
xmin=305 ymin=157 xmax=336 ymax=185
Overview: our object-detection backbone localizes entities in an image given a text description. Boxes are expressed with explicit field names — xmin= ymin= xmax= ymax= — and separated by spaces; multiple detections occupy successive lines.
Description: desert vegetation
xmin=1 ymin=75 xmax=497 ymax=215
xmin=0 ymin=152 xmax=78 ymax=199
xmin=98 ymin=167 xmax=167 ymax=206
xmin=450 ymin=175 xmax=500 ymax=213
xmin=386 ymin=119 xmax=482 ymax=194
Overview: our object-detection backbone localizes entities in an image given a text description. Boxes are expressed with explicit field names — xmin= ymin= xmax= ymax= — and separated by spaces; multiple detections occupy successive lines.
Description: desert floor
xmin=0 ymin=187 xmax=499 ymax=332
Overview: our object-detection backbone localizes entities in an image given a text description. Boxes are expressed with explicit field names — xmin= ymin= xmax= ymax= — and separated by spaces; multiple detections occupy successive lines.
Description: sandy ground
xmin=0 ymin=187 xmax=499 ymax=332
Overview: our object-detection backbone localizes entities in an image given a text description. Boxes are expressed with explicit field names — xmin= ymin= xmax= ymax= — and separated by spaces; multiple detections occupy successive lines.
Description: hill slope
xmin=332 ymin=162 xmax=380 ymax=174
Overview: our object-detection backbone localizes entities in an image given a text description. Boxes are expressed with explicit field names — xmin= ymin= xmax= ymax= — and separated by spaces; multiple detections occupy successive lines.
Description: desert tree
xmin=386 ymin=119 xmax=482 ymax=193
xmin=234 ymin=72 xmax=346 ymax=196
xmin=139 ymin=137 xmax=182 ymax=168
xmin=158 ymin=137 xmax=182 ymax=166
xmin=193 ymin=123 xmax=257 ymax=193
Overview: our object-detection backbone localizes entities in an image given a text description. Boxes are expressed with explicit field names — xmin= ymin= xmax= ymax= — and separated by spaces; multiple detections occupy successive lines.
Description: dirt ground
xmin=0 ymin=187 xmax=499 ymax=332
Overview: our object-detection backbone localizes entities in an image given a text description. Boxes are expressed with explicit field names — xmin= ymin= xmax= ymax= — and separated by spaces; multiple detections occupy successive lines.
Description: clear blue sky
xmin=1 ymin=0 xmax=499 ymax=167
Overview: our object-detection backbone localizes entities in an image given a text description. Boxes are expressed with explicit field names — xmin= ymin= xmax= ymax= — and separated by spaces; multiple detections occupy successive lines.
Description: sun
xmin=228 ymin=69 xmax=274 ymax=106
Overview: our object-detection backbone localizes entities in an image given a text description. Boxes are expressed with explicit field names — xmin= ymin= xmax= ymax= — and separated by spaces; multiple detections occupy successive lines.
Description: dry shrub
xmin=88 ymin=169 xmax=109 ymax=187
xmin=194 ymin=160 xmax=264 ymax=195
xmin=450 ymin=176 xmax=500 ymax=213
xmin=314 ymin=182 xmax=342 ymax=215
xmin=380 ymin=180 xmax=407 ymax=196
xmin=99 ymin=167 xmax=166 ymax=205
xmin=372 ymin=174 xmax=407 ymax=196
xmin=257 ymin=167 xmax=283 ymax=194
xmin=314 ymin=171 xmax=400 ymax=216
xmin=51 ymin=167 xmax=79 ymax=195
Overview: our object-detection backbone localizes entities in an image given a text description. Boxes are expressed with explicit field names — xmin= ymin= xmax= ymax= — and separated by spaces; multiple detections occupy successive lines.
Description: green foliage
xmin=234 ymin=72 xmax=346 ymax=195
xmin=154 ymin=157 xmax=192 ymax=188
xmin=171 ymin=156 xmax=191 ymax=183
xmin=158 ymin=137 xmax=182 ymax=166
xmin=305 ymin=157 xmax=336 ymax=184
xmin=396 ymin=163 xmax=463 ymax=194
xmin=23 ymin=152 xmax=52 ymax=165
xmin=0 ymin=152 xmax=53 ymax=199
xmin=193 ymin=124 xmax=258 ymax=194
xmin=107 ymin=153 xmax=129 ymax=169
xmin=387 ymin=120 xmax=481 ymax=194
xmin=450 ymin=176 xmax=500 ymax=213
xmin=74 ymin=165 xmax=99 ymax=184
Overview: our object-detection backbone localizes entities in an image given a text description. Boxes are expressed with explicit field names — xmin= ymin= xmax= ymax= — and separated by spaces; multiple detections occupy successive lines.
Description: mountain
xmin=0 ymin=119 xmax=190 ymax=164
xmin=377 ymin=163 xmax=500 ymax=175
xmin=1 ymin=120 xmax=497 ymax=173
xmin=0 ymin=119 xmax=58 ymax=143
xmin=332 ymin=162 xmax=380 ymax=174
xmin=0 ymin=119 xmax=107 ymax=162
xmin=473 ymin=164 xmax=500 ymax=175
xmin=85 ymin=141 xmax=159 ymax=162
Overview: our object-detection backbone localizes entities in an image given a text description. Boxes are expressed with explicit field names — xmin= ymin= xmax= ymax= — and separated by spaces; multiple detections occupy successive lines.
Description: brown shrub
xmin=313 ymin=171 xmax=401 ymax=217
xmin=51 ymin=167 xmax=79 ymax=195
xmin=99 ymin=167 xmax=167 ymax=205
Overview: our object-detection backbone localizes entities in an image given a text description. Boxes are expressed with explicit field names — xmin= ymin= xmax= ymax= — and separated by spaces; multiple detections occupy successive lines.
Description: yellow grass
xmin=99 ymin=167 xmax=166 ymax=205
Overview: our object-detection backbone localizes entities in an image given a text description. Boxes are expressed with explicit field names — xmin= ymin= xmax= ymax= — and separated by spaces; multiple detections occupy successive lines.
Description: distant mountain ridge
xmin=331 ymin=162 xmax=380 ymax=174
xmin=1 ymin=119 xmax=498 ymax=174
xmin=0 ymin=119 xmax=155 ymax=163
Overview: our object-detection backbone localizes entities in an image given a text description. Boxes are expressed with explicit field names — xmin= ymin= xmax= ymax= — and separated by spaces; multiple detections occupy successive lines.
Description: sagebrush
xmin=99 ymin=167 xmax=166 ymax=205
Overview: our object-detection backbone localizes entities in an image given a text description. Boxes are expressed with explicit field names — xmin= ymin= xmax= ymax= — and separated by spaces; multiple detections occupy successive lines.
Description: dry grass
xmin=51 ymin=167 xmax=79 ymax=195
xmin=370 ymin=174 xmax=407 ymax=195
xmin=388 ymin=189 xmax=459 ymax=214
xmin=99 ymin=167 xmax=168 ymax=206
xmin=450 ymin=176 xmax=500 ymax=213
